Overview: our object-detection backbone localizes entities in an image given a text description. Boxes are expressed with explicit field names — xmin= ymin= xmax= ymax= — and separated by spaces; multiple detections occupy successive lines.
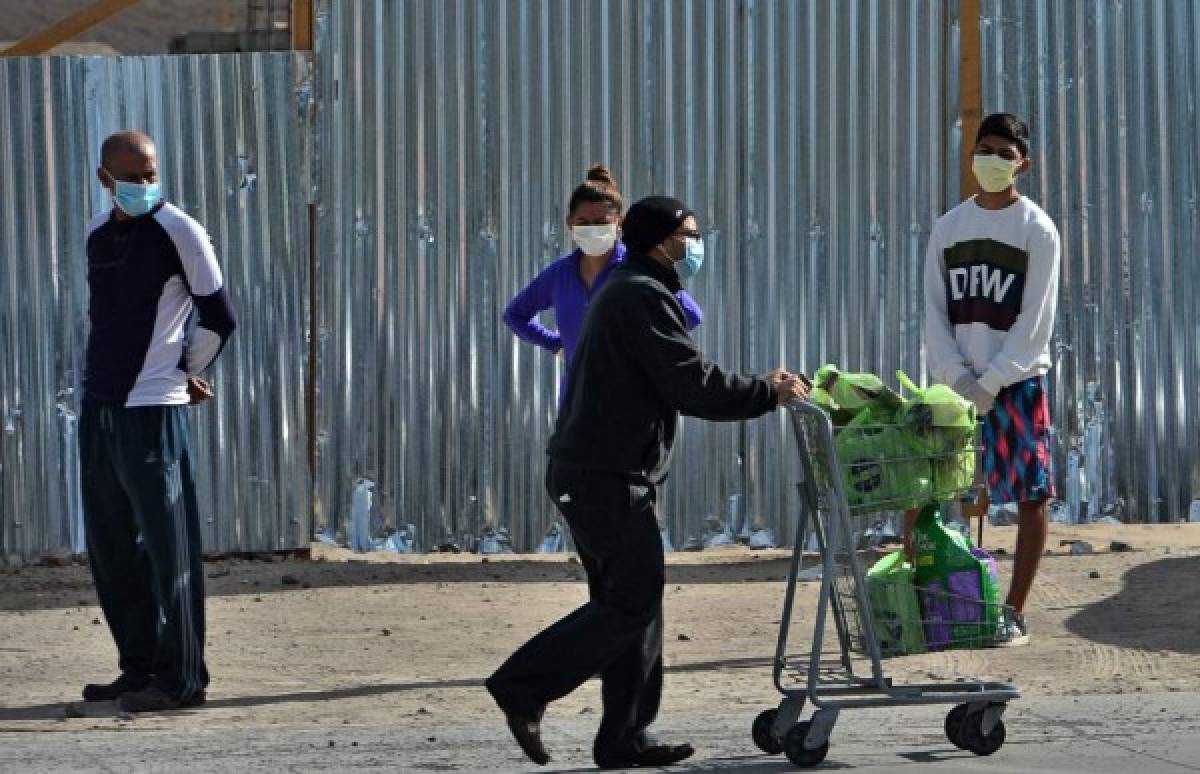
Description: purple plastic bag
xmin=914 ymin=505 xmax=1005 ymax=649
xmin=953 ymin=549 xmax=1000 ymax=622
xmin=921 ymin=548 xmax=1002 ymax=649
xmin=921 ymin=579 xmax=952 ymax=651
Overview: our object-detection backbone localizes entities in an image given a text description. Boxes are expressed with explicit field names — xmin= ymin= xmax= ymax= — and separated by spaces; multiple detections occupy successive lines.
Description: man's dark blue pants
xmin=80 ymin=402 xmax=208 ymax=701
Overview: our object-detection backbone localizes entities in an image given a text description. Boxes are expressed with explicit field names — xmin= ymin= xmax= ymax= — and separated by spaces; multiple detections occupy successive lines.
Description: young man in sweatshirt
xmin=912 ymin=112 xmax=1061 ymax=647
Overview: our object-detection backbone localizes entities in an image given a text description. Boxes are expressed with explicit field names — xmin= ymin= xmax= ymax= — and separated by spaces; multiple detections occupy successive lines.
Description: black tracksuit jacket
xmin=547 ymin=252 xmax=778 ymax=483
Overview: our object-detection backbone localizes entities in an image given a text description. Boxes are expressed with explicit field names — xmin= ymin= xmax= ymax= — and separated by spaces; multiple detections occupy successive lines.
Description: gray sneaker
xmin=995 ymin=612 xmax=1030 ymax=647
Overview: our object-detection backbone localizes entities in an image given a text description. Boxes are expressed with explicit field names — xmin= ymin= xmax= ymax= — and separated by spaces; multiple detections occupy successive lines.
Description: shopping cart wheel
xmin=783 ymin=722 xmax=829 ymax=767
xmin=958 ymin=709 xmax=1006 ymax=756
xmin=944 ymin=704 xmax=970 ymax=749
xmin=752 ymin=709 xmax=785 ymax=754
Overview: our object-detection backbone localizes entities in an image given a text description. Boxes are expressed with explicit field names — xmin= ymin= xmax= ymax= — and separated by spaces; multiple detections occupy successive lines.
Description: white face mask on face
xmin=571 ymin=224 xmax=618 ymax=256
xmin=972 ymin=153 xmax=1020 ymax=193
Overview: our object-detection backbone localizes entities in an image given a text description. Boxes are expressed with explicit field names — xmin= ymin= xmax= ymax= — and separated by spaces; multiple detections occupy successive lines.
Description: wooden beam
xmin=959 ymin=0 xmax=983 ymax=201
xmin=220 ymin=0 xmax=235 ymax=32
xmin=958 ymin=0 xmax=985 ymax=545
xmin=294 ymin=1 xmax=315 ymax=537
xmin=0 ymin=0 xmax=142 ymax=57
xmin=292 ymin=0 xmax=314 ymax=51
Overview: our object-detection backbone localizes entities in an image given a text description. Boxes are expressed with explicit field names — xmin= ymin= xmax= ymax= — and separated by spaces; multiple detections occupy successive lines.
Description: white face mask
xmin=572 ymin=224 xmax=618 ymax=256
xmin=972 ymin=153 xmax=1020 ymax=193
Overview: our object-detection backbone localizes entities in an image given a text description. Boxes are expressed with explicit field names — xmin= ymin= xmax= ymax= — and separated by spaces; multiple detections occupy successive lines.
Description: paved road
xmin=2 ymin=691 xmax=1198 ymax=772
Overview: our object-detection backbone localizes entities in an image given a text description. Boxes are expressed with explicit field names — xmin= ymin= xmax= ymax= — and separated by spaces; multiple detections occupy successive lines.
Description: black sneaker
xmin=502 ymin=708 xmax=550 ymax=766
xmin=82 ymin=674 xmax=151 ymax=702
xmin=486 ymin=680 xmax=549 ymax=766
xmin=118 ymin=686 xmax=206 ymax=713
xmin=597 ymin=742 xmax=696 ymax=769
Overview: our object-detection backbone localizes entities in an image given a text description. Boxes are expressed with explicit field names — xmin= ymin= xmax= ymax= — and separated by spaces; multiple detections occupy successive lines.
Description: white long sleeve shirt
xmin=84 ymin=202 xmax=237 ymax=407
xmin=924 ymin=195 xmax=1061 ymax=396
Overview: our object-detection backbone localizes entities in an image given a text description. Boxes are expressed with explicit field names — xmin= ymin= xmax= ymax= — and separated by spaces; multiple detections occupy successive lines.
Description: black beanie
xmin=621 ymin=195 xmax=693 ymax=254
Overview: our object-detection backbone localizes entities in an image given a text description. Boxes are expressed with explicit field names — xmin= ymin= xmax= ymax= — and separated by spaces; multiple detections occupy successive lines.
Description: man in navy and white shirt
xmin=79 ymin=130 xmax=235 ymax=712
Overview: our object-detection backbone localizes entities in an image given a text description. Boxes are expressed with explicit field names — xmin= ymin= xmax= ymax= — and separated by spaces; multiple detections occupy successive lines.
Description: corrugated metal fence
xmin=5 ymin=2 xmax=1198 ymax=560
xmin=981 ymin=0 xmax=1200 ymax=522
xmin=0 ymin=53 xmax=313 ymax=559
xmin=312 ymin=0 xmax=958 ymax=551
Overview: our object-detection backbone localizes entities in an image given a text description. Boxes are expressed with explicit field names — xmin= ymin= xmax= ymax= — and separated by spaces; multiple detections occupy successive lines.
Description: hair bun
xmin=585 ymin=164 xmax=617 ymax=190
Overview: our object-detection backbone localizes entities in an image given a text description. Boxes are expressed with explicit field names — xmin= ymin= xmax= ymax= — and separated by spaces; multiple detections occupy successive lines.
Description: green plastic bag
xmin=810 ymin=364 xmax=903 ymax=426
xmin=896 ymin=371 xmax=975 ymax=430
xmin=866 ymin=550 xmax=927 ymax=656
xmin=834 ymin=407 xmax=933 ymax=511
xmin=895 ymin=370 xmax=977 ymax=499
xmin=911 ymin=504 xmax=1003 ymax=650
xmin=931 ymin=440 xmax=977 ymax=498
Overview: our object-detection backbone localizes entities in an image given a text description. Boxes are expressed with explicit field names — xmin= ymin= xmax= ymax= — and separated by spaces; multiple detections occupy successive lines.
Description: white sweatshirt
xmin=924 ymin=195 xmax=1061 ymax=396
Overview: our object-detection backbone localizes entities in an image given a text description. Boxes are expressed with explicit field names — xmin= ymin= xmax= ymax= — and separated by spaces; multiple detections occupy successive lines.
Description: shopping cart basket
xmin=751 ymin=401 xmax=1019 ymax=767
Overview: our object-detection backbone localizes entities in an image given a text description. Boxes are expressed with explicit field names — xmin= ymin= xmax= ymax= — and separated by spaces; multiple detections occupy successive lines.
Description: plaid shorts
xmin=981 ymin=375 xmax=1056 ymax=505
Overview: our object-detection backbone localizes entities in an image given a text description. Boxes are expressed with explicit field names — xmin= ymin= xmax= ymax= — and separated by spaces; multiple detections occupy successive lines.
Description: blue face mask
xmin=108 ymin=172 xmax=161 ymax=217
xmin=676 ymin=236 xmax=705 ymax=278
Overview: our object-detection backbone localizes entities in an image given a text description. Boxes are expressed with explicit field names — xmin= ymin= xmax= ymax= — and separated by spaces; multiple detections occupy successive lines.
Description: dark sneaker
xmin=995 ymin=612 xmax=1030 ymax=648
xmin=181 ymin=690 xmax=207 ymax=708
xmin=503 ymin=709 xmax=550 ymax=766
xmin=82 ymin=674 xmax=151 ymax=702
xmin=597 ymin=742 xmax=696 ymax=769
xmin=118 ymin=686 xmax=206 ymax=713
xmin=486 ymin=681 xmax=549 ymax=766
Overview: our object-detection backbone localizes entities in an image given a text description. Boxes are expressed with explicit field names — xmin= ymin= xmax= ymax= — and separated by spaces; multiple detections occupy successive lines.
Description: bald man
xmin=79 ymin=130 xmax=236 ymax=712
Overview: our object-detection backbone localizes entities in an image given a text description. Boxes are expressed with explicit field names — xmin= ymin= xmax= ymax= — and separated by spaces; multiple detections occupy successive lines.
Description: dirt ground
xmin=1 ymin=523 xmax=1199 ymax=760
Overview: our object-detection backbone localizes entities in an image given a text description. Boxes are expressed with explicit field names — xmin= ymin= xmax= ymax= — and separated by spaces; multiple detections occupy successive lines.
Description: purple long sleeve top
xmin=503 ymin=241 xmax=704 ymax=370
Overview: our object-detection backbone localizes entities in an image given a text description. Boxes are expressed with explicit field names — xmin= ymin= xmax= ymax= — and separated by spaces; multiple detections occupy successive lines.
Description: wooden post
xmin=220 ymin=0 xmax=236 ymax=32
xmin=0 ymin=0 xmax=142 ymax=57
xmin=294 ymin=0 xmax=317 ymax=542
xmin=959 ymin=0 xmax=983 ymax=200
xmin=957 ymin=0 xmax=989 ymax=545
xmin=292 ymin=0 xmax=314 ymax=51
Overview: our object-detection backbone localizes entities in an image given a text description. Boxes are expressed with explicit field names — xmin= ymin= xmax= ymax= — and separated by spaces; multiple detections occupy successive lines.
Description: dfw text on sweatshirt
xmin=924 ymin=195 xmax=1061 ymax=396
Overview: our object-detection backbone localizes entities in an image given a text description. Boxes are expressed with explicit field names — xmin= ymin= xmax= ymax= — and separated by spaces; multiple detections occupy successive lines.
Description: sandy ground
xmin=1 ymin=523 xmax=1199 ymax=771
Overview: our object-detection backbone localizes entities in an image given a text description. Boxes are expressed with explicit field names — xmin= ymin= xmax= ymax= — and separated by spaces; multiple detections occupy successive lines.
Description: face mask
xmin=972 ymin=154 xmax=1019 ymax=193
xmin=572 ymin=224 xmax=618 ymax=256
xmin=676 ymin=236 xmax=705 ymax=279
xmin=108 ymin=171 xmax=161 ymax=217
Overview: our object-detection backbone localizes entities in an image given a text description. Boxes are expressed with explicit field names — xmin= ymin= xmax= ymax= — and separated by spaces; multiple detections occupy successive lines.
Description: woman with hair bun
xmin=503 ymin=165 xmax=703 ymax=399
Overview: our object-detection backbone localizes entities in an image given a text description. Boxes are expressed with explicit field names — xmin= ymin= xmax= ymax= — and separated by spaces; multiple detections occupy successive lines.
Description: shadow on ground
xmin=1065 ymin=555 xmax=1200 ymax=654
xmin=0 ymin=655 xmax=776 ymax=721
xmin=0 ymin=554 xmax=816 ymax=611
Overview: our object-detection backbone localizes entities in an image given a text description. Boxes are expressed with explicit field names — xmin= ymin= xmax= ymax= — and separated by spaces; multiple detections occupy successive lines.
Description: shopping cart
xmin=751 ymin=401 xmax=1019 ymax=767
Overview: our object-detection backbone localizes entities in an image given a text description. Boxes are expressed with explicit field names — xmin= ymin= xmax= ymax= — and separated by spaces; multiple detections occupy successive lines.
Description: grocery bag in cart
xmin=835 ymin=408 xmax=932 ymax=511
xmin=895 ymin=370 xmax=977 ymax=498
xmin=865 ymin=550 xmax=926 ymax=656
xmin=912 ymin=504 xmax=1003 ymax=650
xmin=808 ymin=364 xmax=902 ymax=427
